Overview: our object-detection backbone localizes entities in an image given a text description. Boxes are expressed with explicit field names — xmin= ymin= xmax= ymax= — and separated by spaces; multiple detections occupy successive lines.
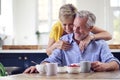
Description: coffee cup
xmin=80 ymin=61 xmax=91 ymax=73
xmin=36 ymin=63 xmax=58 ymax=76
xmin=35 ymin=64 xmax=46 ymax=74
xmin=46 ymin=63 xmax=58 ymax=76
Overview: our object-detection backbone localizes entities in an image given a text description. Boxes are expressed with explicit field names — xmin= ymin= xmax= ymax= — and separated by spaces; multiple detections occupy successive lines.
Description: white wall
xmin=0 ymin=0 xmax=1 ymax=14
xmin=0 ymin=0 xmax=13 ymax=45
xmin=13 ymin=0 xmax=37 ymax=45
xmin=0 ymin=0 xmax=13 ymax=35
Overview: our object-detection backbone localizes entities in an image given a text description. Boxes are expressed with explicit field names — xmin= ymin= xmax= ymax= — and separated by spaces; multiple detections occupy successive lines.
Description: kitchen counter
xmin=0 ymin=49 xmax=120 ymax=53
xmin=0 ymin=49 xmax=46 ymax=53
xmin=111 ymin=49 xmax=120 ymax=53
xmin=1 ymin=71 xmax=120 ymax=80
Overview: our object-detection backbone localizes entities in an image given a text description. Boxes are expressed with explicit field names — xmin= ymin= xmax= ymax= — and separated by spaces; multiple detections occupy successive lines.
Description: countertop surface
xmin=0 ymin=71 xmax=120 ymax=80
xmin=0 ymin=49 xmax=120 ymax=53
xmin=111 ymin=49 xmax=120 ymax=52
xmin=0 ymin=49 xmax=46 ymax=53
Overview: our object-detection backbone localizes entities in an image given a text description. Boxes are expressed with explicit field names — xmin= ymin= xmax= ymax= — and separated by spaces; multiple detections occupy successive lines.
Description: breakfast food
xmin=69 ymin=64 xmax=80 ymax=67
xmin=67 ymin=64 xmax=80 ymax=74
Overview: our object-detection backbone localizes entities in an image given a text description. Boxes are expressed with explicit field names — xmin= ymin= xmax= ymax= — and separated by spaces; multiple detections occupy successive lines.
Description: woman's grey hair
xmin=76 ymin=10 xmax=96 ymax=28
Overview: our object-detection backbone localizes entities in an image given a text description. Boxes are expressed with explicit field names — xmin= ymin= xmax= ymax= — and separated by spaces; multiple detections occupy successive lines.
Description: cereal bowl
xmin=67 ymin=66 xmax=80 ymax=73
xmin=67 ymin=64 xmax=80 ymax=74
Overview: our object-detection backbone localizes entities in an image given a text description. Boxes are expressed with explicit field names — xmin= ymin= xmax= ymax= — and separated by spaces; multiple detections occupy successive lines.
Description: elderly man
xmin=24 ymin=10 xmax=119 ymax=73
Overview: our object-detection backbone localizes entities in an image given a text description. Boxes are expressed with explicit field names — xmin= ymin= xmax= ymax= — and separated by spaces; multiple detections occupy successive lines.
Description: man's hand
xmin=23 ymin=66 xmax=38 ymax=73
xmin=55 ymin=40 xmax=71 ymax=50
xmin=91 ymin=61 xmax=108 ymax=72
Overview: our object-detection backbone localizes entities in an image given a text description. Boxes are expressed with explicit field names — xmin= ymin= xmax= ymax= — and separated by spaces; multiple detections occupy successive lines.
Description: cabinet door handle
xmin=24 ymin=57 xmax=28 ymax=60
xmin=18 ymin=57 xmax=22 ymax=60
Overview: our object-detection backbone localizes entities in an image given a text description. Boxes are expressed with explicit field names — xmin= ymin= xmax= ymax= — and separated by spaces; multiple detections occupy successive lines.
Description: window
xmin=110 ymin=0 xmax=120 ymax=44
xmin=38 ymin=0 xmax=63 ymax=33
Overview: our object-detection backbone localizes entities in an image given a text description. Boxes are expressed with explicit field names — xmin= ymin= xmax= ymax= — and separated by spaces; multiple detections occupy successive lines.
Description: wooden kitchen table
xmin=0 ymin=71 xmax=120 ymax=80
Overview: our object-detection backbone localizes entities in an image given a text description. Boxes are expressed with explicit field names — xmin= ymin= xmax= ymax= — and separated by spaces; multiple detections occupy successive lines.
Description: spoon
xmin=31 ymin=61 xmax=39 ymax=65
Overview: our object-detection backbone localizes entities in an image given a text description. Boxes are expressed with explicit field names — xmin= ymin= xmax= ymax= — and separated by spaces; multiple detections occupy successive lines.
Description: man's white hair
xmin=76 ymin=10 xmax=96 ymax=28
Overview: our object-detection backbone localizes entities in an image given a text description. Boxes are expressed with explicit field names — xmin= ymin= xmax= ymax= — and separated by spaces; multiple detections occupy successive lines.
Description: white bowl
xmin=57 ymin=66 xmax=67 ymax=73
xmin=67 ymin=66 xmax=80 ymax=74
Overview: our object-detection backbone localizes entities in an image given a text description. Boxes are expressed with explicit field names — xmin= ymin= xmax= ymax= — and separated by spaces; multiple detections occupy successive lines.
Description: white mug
xmin=80 ymin=61 xmax=91 ymax=73
xmin=45 ymin=63 xmax=58 ymax=76
xmin=35 ymin=64 xmax=46 ymax=74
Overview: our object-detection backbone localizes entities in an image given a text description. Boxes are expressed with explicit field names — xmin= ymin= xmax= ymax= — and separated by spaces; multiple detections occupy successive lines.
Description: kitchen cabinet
xmin=0 ymin=50 xmax=48 ymax=74
xmin=111 ymin=49 xmax=120 ymax=60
